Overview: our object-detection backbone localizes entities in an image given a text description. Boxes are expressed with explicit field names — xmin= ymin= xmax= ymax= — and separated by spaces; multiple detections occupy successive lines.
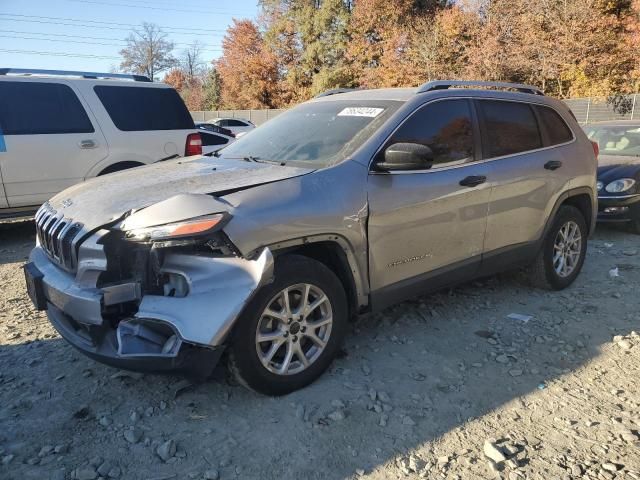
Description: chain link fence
xmin=192 ymin=94 xmax=639 ymax=127
xmin=565 ymin=95 xmax=638 ymax=124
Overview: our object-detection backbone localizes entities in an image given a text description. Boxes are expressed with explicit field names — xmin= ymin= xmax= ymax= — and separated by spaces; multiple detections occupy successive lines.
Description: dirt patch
xmin=1 ymin=221 xmax=639 ymax=480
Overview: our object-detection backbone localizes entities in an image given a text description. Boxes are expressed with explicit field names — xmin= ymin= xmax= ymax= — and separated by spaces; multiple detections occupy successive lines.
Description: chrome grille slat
xmin=35 ymin=203 xmax=83 ymax=272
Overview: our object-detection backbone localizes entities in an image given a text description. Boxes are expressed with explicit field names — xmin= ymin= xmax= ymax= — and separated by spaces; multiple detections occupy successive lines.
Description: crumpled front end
xmin=27 ymin=200 xmax=273 ymax=377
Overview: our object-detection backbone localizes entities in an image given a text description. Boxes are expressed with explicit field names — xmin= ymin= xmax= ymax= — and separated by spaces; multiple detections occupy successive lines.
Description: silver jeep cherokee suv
xmin=24 ymin=81 xmax=597 ymax=395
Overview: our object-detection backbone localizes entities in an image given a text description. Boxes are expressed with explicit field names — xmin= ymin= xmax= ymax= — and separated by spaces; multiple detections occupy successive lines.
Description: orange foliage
xmin=216 ymin=19 xmax=281 ymax=109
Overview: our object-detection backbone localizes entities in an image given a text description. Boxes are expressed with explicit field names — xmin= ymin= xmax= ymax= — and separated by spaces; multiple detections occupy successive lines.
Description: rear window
xmin=94 ymin=86 xmax=194 ymax=131
xmin=0 ymin=81 xmax=94 ymax=135
xmin=536 ymin=105 xmax=573 ymax=145
xmin=478 ymin=100 xmax=542 ymax=158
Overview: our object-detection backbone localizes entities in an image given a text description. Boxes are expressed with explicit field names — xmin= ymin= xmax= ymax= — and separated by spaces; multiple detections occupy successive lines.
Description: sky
xmin=0 ymin=0 xmax=260 ymax=76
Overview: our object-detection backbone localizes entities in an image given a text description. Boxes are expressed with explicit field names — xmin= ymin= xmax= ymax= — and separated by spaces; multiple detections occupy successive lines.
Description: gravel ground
xmin=0 ymin=220 xmax=639 ymax=480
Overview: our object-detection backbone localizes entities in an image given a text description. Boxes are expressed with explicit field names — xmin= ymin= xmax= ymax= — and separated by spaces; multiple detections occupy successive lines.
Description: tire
xmin=528 ymin=205 xmax=588 ymax=290
xmin=227 ymin=255 xmax=348 ymax=396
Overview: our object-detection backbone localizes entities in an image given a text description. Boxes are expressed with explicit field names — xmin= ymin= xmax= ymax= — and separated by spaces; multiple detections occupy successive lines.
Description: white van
xmin=0 ymin=68 xmax=201 ymax=218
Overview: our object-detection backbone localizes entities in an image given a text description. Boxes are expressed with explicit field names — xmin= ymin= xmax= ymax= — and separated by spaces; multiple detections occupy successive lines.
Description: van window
xmin=382 ymin=99 xmax=474 ymax=168
xmin=536 ymin=105 xmax=573 ymax=145
xmin=0 ymin=81 xmax=94 ymax=135
xmin=94 ymin=86 xmax=194 ymax=131
xmin=478 ymin=100 xmax=542 ymax=158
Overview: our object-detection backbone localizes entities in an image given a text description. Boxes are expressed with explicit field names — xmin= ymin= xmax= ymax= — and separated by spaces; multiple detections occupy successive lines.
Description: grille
xmin=35 ymin=203 xmax=84 ymax=271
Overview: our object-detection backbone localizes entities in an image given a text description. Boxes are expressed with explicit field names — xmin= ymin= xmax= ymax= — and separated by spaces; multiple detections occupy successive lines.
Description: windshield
xmin=584 ymin=124 xmax=640 ymax=158
xmin=219 ymin=100 xmax=403 ymax=166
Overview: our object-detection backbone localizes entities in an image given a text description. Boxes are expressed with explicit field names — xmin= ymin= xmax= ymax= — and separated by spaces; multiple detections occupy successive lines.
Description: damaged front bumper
xmin=26 ymin=234 xmax=274 ymax=376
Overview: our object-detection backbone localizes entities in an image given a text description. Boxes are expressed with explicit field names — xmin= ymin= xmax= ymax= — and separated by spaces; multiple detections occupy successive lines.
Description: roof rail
xmin=418 ymin=80 xmax=543 ymax=96
xmin=0 ymin=68 xmax=152 ymax=82
xmin=314 ymin=88 xmax=357 ymax=98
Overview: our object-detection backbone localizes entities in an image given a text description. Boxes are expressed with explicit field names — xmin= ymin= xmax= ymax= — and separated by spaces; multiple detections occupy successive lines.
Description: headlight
xmin=125 ymin=214 xmax=226 ymax=242
xmin=605 ymin=178 xmax=636 ymax=193
xmin=596 ymin=181 xmax=603 ymax=192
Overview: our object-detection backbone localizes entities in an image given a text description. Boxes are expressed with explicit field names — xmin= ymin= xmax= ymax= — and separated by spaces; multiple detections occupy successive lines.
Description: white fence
xmin=192 ymin=95 xmax=640 ymax=126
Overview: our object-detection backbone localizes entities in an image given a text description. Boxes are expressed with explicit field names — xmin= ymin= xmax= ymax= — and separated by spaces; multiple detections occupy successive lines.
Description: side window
xmin=216 ymin=119 xmax=228 ymax=127
xmin=0 ymin=81 xmax=94 ymax=135
xmin=535 ymin=105 xmax=573 ymax=146
xmin=384 ymin=99 xmax=474 ymax=168
xmin=94 ymin=86 xmax=194 ymax=131
xmin=201 ymin=133 xmax=228 ymax=146
xmin=228 ymin=119 xmax=247 ymax=127
xmin=477 ymin=100 xmax=542 ymax=158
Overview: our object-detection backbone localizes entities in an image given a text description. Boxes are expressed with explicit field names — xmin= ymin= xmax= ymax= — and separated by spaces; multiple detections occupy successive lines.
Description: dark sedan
xmin=584 ymin=121 xmax=640 ymax=233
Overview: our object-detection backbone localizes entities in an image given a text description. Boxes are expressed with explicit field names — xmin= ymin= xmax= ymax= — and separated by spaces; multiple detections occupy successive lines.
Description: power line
xmin=0 ymin=48 xmax=120 ymax=60
xmin=0 ymin=13 xmax=229 ymax=34
xmin=66 ymin=0 xmax=252 ymax=15
xmin=0 ymin=34 xmax=224 ymax=53
xmin=0 ymin=30 xmax=224 ymax=51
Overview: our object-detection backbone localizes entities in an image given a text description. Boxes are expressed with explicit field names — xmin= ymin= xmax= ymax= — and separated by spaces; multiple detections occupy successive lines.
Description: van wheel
xmin=227 ymin=255 xmax=347 ymax=396
xmin=528 ymin=205 xmax=588 ymax=290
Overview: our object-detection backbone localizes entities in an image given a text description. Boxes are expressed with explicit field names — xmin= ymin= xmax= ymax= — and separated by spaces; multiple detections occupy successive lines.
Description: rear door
xmin=0 ymin=80 xmax=108 ymax=207
xmin=477 ymin=99 xmax=571 ymax=254
xmin=367 ymin=98 xmax=492 ymax=303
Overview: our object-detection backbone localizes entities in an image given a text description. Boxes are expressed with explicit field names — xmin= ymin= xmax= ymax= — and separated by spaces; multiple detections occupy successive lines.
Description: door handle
xmin=544 ymin=160 xmax=562 ymax=170
xmin=79 ymin=139 xmax=97 ymax=149
xmin=459 ymin=175 xmax=487 ymax=187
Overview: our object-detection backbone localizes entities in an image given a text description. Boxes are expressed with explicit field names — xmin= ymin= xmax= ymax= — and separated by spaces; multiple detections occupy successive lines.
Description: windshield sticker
xmin=337 ymin=107 xmax=384 ymax=118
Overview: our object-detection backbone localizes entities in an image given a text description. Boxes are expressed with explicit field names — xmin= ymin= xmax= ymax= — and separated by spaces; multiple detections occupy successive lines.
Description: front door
xmin=0 ymin=80 xmax=108 ymax=207
xmin=367 ymin=99 xmax=492 ymax=306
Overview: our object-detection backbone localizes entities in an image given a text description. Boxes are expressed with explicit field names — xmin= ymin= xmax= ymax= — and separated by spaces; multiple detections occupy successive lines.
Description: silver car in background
xmin=24 ymin=81 xmax=597 ymax=395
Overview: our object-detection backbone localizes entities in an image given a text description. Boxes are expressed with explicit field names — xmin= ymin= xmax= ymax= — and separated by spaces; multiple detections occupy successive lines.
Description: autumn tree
xmin=120 ymin=23 xmax=177 ymax=80
xmin=216 ymin=19 xmax=281 ymax=109
xmin=347 ymin=0 xmax=429 ymax=88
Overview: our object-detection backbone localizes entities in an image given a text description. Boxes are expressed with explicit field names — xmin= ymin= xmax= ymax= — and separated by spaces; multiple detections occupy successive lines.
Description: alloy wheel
xmin=553 ymin=220 xmax=582 ymax=278
xmin=255 ymin=283 xmax=333 ymax=375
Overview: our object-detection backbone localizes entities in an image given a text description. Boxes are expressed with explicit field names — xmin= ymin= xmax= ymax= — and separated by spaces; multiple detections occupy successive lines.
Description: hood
xmin=48 ymin=156 xmax=313 ymax=232
xmin=597 ymin=154 xmax=640 ymax=185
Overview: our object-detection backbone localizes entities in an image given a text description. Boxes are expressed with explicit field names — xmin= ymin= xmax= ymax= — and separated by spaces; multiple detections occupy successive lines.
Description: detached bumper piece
xmin=27 ymin=240 xmax=274 ymax=378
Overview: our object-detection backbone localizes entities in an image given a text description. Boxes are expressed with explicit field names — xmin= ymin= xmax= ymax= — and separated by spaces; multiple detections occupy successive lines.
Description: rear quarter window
xmin=94 ymin=86 xmax=194 ymax=131
xmin=0 ymin=81 xmax=94 ymax=135
xmin=535 ymin=105 xmax=574 ymax=145
xmin=478 ymin=100 xmax=542 ymax=158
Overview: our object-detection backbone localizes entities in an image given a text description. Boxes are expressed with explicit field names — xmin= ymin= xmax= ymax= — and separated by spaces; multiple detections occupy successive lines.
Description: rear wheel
xmin=528 ymin=205 xmax=588 ymax=290
xmin=228 ymin=255 xmax=347 ymax=396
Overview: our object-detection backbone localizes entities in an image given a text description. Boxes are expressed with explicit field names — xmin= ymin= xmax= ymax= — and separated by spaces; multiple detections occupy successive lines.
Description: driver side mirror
xmin=376 ymin=142 xmax=434 ymax=171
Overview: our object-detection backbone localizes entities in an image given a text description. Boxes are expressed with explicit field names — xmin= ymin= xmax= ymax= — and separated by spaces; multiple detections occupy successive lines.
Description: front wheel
xmin=228 ymin=255 xmax=348 ymax=395
xmin=528 ymin=205 xmax=588 ymax=290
